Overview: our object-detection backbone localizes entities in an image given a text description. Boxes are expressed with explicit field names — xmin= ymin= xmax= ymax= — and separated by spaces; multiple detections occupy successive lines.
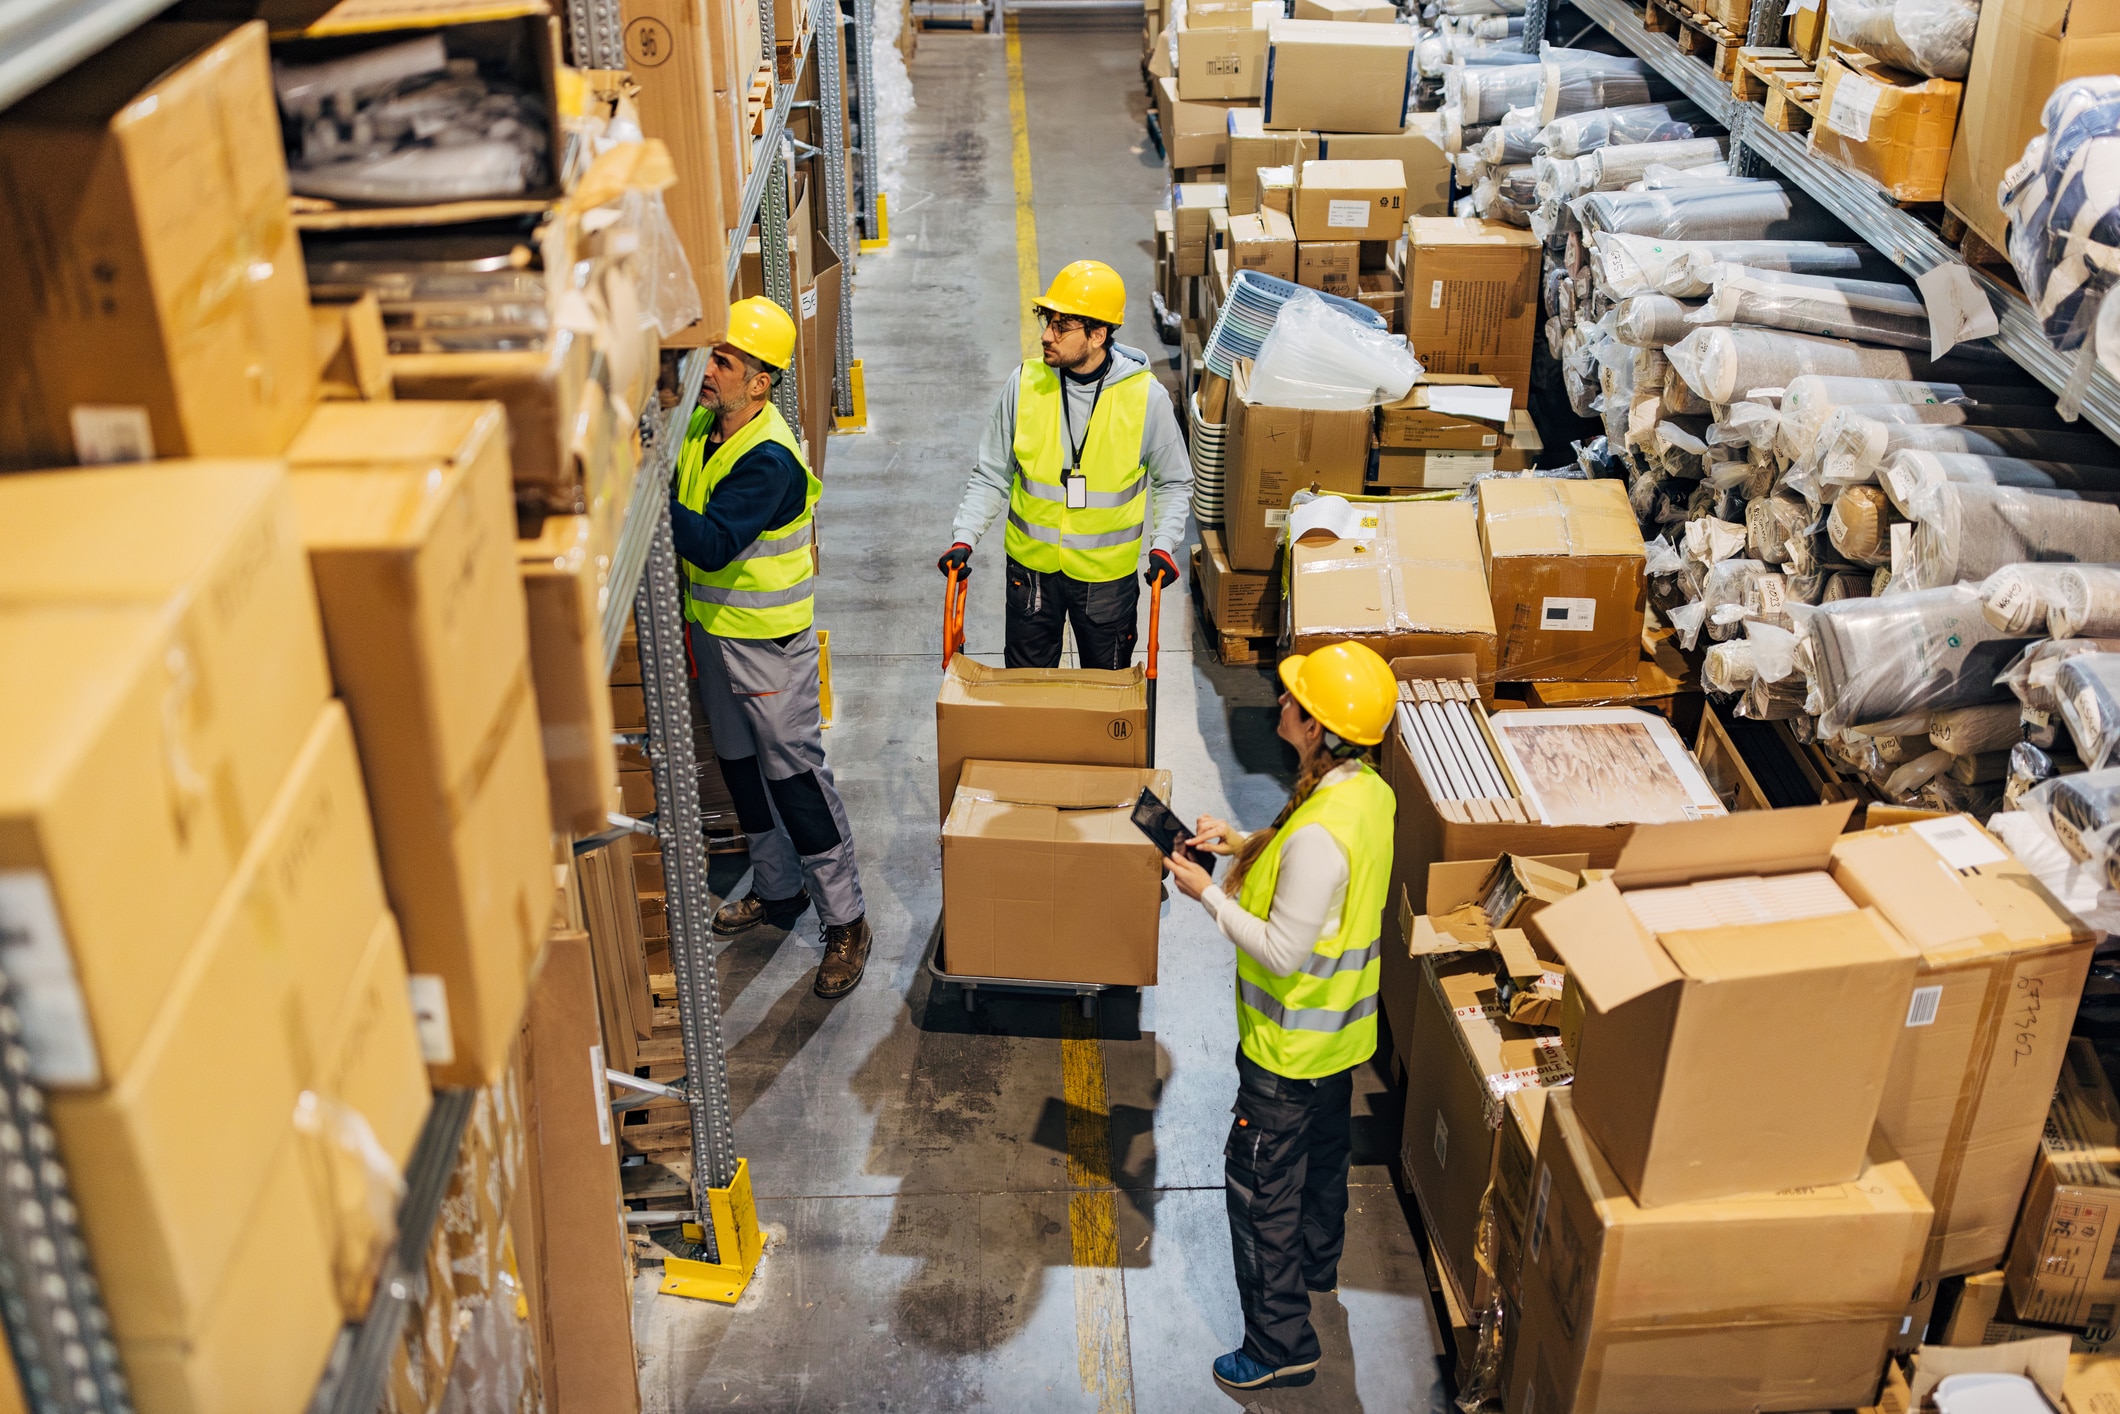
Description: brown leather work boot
xmin=814 ymin=917 xmax=873 ymax=999
xmin=713 ymin=888 xmax=809 ymax=935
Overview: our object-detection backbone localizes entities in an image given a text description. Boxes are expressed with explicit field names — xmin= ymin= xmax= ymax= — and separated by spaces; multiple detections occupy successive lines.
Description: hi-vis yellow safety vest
xmin=1235 ymin=764 xmax=1394 ymax=1080
xmin=675 ymin=401 xmax=821 ymax=639
xmin=1005 ymin=361 xmax=1151 ymax=583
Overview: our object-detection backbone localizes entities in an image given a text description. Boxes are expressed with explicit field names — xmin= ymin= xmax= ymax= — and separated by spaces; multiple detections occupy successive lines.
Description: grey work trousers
xmin=688 ymin=623 xmax=865 ymax=926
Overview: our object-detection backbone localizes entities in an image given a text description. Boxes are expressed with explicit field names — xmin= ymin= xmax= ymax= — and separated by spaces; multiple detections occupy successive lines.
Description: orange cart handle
xmin=943 ymin=567 xmax=967 ymax=669
xmin=1146 ymin=579 xmax=1162 ymax=681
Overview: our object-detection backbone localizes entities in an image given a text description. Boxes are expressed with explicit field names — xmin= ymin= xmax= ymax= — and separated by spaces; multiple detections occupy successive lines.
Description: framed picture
xmin=1486 ymin=708 xmax=1726 ymax=827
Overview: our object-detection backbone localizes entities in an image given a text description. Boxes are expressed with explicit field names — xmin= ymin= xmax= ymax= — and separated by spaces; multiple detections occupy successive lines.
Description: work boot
xmin=713 ymin=888 xmax=809 ymax=935
xmin=1212 ymin=1350 xmax=1317 ymax=1391
xmin=814 ymin=917 xmax=873 ymax=998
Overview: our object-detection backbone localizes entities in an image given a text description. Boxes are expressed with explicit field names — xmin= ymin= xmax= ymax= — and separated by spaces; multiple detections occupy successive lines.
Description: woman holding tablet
xmin=1163 ymin=640 xmax=1398 ymax=1394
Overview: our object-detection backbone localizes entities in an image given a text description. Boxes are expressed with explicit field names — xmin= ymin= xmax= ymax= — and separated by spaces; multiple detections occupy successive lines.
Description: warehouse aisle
xmin=634 ymin=19 xmax=1445 ymax=1412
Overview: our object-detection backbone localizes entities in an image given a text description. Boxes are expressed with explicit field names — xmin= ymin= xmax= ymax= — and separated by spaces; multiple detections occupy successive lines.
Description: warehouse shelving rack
xmin=1548 ymin=0 xmax=2120 ymax=448
xmin=0 ymin=0 xmax=869 ymax=1404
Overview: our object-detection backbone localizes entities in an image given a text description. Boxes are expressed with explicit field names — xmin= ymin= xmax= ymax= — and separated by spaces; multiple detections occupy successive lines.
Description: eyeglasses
xmin=1036 ymin=309 xmax=1086 ymax=334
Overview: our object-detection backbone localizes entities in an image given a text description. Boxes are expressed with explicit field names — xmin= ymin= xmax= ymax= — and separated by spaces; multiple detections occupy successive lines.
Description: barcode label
xmin=69 ymin=405 xmax=154 ymax=465
xmin=1528 ymin=1164 xmax=1552 ymax=1262
xmin=1912 ymin=815 xmax=2009 ymax=871
xmin=1906 ymin=985 xmax=1943 ymax=1028
xmin=1541 ymin=596 xmax=1596 ymax=632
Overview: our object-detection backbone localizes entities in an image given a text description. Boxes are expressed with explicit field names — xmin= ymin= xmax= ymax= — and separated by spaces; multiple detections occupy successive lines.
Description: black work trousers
xmin=1225 ymin=1046 xmax=1355 ymax=1371
xmin=1003 ymin=556 xmax=1139 ymax=670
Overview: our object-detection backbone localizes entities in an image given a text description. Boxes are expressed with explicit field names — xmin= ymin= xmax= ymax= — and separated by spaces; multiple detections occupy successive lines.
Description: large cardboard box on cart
xmin=941 ymin=761 xmax=1171 ymax=986
xmin=934 ymin=656 xmax=1148 ymax=821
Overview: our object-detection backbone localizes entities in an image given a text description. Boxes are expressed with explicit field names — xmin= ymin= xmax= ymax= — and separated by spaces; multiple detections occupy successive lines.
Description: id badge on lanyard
xmin=1064 ymin=473 xmax=1088 ymax=509
xmin=1060 ymin=366 xmax=1109 ymax=513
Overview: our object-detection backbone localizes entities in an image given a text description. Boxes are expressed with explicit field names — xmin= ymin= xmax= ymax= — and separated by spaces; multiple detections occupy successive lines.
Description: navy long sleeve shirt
xmin=669 ymin=419 xmax=808 ymax=573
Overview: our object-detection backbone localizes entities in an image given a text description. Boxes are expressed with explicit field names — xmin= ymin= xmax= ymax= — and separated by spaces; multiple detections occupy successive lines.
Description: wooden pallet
xmin=1645 ymin=0 xmax=1746 ymax=82
xmin=1188 ymin=548 xmax=1276 ymax=668
xmin=1734 ymin=45 xmax=1823 ymax=132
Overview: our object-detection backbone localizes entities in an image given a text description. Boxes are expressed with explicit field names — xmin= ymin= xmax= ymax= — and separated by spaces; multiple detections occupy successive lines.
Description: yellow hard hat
xmin=724 ymin=296 xmax=798 ymax=371
xmin=1034 ymin=260 xmax=1127 ymax=327
xmin=1277 ymin=642 xmax=1397 ymax=746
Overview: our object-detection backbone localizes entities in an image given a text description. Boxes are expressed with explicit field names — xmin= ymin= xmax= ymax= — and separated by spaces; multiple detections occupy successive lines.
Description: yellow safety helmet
xmin=1277 ymin=641 xmax=1396 ymax=746
xmin=1034 ymin=260 xmax=1127 ymax=327
xmin=724 ymin=295 xmax=798 ymax=371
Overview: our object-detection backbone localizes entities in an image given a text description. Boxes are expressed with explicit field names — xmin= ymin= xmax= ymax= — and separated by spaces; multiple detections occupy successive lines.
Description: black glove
xmin=1143 ymin=549 xmax=1180 ymax=590
xmin=938 ymin=543 xmax=973 ymax=578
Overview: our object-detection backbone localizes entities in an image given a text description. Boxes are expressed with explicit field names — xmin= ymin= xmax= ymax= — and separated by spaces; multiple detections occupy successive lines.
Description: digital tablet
xmin=1131 ymin=789 xmax=1216 ymax=874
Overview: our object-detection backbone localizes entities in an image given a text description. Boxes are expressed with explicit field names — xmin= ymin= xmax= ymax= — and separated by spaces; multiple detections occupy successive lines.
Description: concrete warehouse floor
xmin=632 ymin=16 xmax=1446 ymax=1411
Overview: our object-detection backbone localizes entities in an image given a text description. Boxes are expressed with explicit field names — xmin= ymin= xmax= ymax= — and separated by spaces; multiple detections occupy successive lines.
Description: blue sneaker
xmin=1212 ymin=1349 xmax=1319 ymax=1390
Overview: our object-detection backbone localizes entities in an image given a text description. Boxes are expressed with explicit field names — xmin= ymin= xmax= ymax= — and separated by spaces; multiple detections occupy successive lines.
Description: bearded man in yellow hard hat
xmin=670 ymin=296 xmax=871 ymax=999
xmin=940 ymin=260 xmax=1193 ymax=668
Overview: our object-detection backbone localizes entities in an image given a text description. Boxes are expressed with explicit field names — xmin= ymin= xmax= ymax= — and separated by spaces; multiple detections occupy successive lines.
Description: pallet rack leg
xmin=852 ymin=0 xmax=886 ymax=245
xmin=813 ymin=0 xmax=859 ymax=419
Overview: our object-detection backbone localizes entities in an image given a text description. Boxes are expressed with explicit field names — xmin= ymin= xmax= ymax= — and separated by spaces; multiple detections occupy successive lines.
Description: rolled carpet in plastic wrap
xmin=1537 ymin=101 xmax=1705 ymax=157
xmin=1704 ymin=639 xmax=1756 ymax=692
xmin=1818 ymin=416 xmax=2098 ymax=487
xmin=1881 ymin=449 xmax=2120 ymax=511
xmin=1902 ymin=482 xmax=2120 ymax=590
xmin=1541 ymin=58 xmax=1654 ymax=121
xmin=1798 ymin=586 xmax=2036 ymax=734
xmin=1776 ymin=377 xmax=2056 ymax=463
xmin=1590 ymin=234 xmax=1865 ymax=297
xmin=1978 ymin=563 xmax=2080 ymax=635
xmin=1826 ymin=0 xmax=1981 ymax=78
xmin=2036 ymin=766 xmax=2120 ymax=857
xmin=1826 ymin=486 xmax=1898 ymax=566
xmin=1613 ymin=295 xmax=1703 ymax=347
xmin=1685 ymin=267 xmax=1931 ymax=350
xmin=1572 ymin=181 xmax=1846 ymax=242
xmin=2057 ymin=653 xmax=2120 ymax=770
xmin=1999 ymin=78 xmax=2120 ymax=351
xmin=1822 ymin=570 xmax=1874 ymax=601
xmin=1928 ymin=701 xmax=2026 ymax=756
xmin=1746 ymin=494 xmax=1813 ymax=567
xmin=1671 ymin=331 xmax=2022 ymax=408
xmin=2052 ymin=567 xmax=2120 ymax=639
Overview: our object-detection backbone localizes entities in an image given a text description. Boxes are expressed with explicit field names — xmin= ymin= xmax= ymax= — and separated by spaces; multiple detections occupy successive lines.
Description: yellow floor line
xmin=1004 ymin=15 xmax=1043 ymax=364
xmin=1063 ymin=1004 xmax=1134 ymax=1414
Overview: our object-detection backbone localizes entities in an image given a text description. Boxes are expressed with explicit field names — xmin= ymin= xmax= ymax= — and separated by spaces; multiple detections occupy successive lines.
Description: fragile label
xmin=69 ymin=405 xmax=154 ymax=465
xmin=1913 ymin=814 xmax=2009 ymax=871
xmin=1327 ymin=199 xmax=1372 ymax=230
xmin=0 ymin=871 xmax=100 ymax=1086
xmin=1823 ymin=72 xmax=1883 ymax=144
xmin=1906 ymin=985 xmax=1943 ymax=1028
xmin=590 ymin=1044 xmax=613 ymax=1145
xmin=407 ymin=974 xmax=456 ymax=1064
xmin=1540 ymin=596 xmax=1597 ymax=632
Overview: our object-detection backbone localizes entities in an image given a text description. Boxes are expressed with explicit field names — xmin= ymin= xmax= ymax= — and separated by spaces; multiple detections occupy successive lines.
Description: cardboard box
xmin=942 ymin=761 xmax=1171 ymax=986
xmin=1379 ymin=376 xmax=1512 ymax=450
xmin=118 ymin=1134 xmax=341 ymax=1414
xmin=935 ymin=656 xmax=1149 ymax=818
xmin=1317 ymin=115 xmax=1454 ymax=216
xmin=388 ymin=337 xmax=595 ymax=498
xmin=1511 ymin=1090 xmax=1932 ymax=1414
xmin=1832 ymin=815 xmax=2095 ymax=1277
xmin=1158 ymin=79 xmax=1238 ymax=172
xmin=1289 ymin=500 xmax=1499 ymax=678
xmin=1177 ymin=16 xmax=1268 ymax=100
xmin=1539 ymin=803 xmax=1922 ymax=1207
xmin=1295 ymin=159 xmax=1406 ymax=240
xmin=1296 ymin=240 xmax=1359 ymax=297
xmin=312 ymin=294 xmax=394 ymax=401
xmin=1223 ymin=363 xmax=1372 ymax=570
xmin=1812 ymin=51 xmax=1964 ymax=204
xmin=1196 ymin=526 xmax=1281 ymax=637
xmin=1357 ymin=270 xmax=1401 ymax=333
xmin=307 ymin=911 xmax=432 ymax=1318
xmin=1262 ymin=18 xmax=1416 ymax=134
xmin=518 ymin=930 xmax=641 ymax=1413
xmin=1790 ymin=0 xmax=1830 ymax=59
xmin=1173 ymin=181 xmax=1228 ymax=277
xmin=1477 ymin=478 xmax=1647 ymax=683
xmin=1294 ymin=0 xmax=1396 ymax=17
xmin=1226 ymin=108 xmax=1312 ymax=214
xmin=1945 ymin=1 xmax=2120 ymax=257
xmin=1398 ymin=953 xmax=1570 ymax=1306
xmin=2005 ymin=1040 xmax=2120 ymax=1328
xmin=520 ymin=515 xmax=620 ymax=837
xmin=1259 ymin=165 xmax=1296 ymax=217
xmin=1373 ymin=448 xmax=1500 ymax=490
xmin=1228 ymin=209 xmax=1297 ymax=280
xmin=1405 ymin=218 xmax=1542 ymax=405
xmin=0 ymin=22 xmax=317 ymax=466
xmin=0 ymin=458 xmax=332 ymax=895
xmin=286 ymin=401 xmax=555 ymax=1085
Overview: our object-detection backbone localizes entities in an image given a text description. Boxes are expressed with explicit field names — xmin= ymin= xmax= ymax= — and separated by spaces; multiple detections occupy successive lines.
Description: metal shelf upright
xmin=1560 ymin=0 xmax=2120 ymax=448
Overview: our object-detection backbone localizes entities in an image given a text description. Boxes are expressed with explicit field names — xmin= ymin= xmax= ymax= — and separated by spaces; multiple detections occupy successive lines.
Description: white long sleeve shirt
xmin=1197 ymin=763 xmax=1358 ymax=976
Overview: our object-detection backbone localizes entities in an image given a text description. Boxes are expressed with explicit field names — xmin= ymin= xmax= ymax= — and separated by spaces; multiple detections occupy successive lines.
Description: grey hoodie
xmin=952 ymin=343 xmax=1193 ymax=563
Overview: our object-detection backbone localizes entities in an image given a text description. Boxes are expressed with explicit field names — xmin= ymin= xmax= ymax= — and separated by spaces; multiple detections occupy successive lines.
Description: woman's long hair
xmin=1226 ymin=710 xmax=1371 ymax=893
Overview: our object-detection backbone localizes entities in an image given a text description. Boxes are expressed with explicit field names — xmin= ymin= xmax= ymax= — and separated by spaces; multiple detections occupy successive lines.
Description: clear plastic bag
xmin=1977 ymin=563 xmax=2076 ymax=635
xmin=1249 ymin=289 xmax=1422 ymax=409
xmin=1613 ymin=294 xmax=1702 ymax=347
xmin=1746 ymin=494 xmax=1813 ymax=567
xmin=1673 ymin=331 xmax=1982 ymax=408
xmin=1536 ymin=101 xmax=1704 ymax=158
xmin=1796 ymin=585 xmax=2034 ymax=734
xmin=2052 ymin=567 xmax=2120 ymax=639
xmin=1929 ymin=700 xmax=2026 ymax=756
xmin=1901 ymin=480 xmax=2120 ymax=591
xmin=2002 ymin=637 xmax=2120 ymax=715
xmin=1704 ymin=637 xmax=1756 ymax=691
xmin=1818 ymin=415 xmax=2097 ymax=488
xmin=1826 ymin=486 xmax=1898 ymax=567
xmin=1774 ymin=378 xmax=1982 ymax=461
xmin=1828 ymin=0 xmax=1981 ymax=80
xmin=1685 ymin=266 xmax=1930 ymax=350
xmin=1583 ymin=137 xmax=1727 ymax=191
xmin=2058 ymin=654 xmax=2120 ymax=770
xmin=2000 ymin=78 xmax=2120 ymax=354
xmin=1573 ymin=181 xmax=1834 ymax=243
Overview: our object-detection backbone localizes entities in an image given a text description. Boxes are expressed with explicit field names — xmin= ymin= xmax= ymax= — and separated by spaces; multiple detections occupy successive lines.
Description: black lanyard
xmin=1058 ymin=361 xmax=1112 ymax=474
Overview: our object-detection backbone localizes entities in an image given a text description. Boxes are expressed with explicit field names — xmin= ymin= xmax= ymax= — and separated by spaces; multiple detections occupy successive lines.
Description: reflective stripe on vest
xmin=673 ymin=401 xmax=822 ymax=638
xmin=1232 ymin=765 xmax=1396 ymax=1081
xmin=1006 ymin=361 xmax=1152 ymax=582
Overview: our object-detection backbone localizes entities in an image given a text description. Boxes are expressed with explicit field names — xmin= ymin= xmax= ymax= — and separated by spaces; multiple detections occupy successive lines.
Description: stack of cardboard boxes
xmin=1392 ymin=805 xmax=2098 ymax=1411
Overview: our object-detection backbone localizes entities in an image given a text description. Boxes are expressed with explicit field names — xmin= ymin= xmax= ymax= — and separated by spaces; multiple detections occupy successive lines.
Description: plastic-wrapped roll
xmin=1482 ymin=118 xmax=1546 ymax=166
xmin=1574 ymin=181 xmax=1844 ymax=242
xmin=1818 ymin=414 xmax=2095 ymax=487
xmin=1704 ymin=558 xmax=1791 ymax=639
xmin=1977 ymin=563 xmax=2079 ymax=635
xmin=1542 ymin=60 xmax=1653 ymax=121
xmin=1827 ymin=0 xmax=1980 ymax=79
xmin=1823 ymin=570 xmax=1873 ymax=601
xmin=1473 ymin=15 xmax=1527 ymax=39
xmin=1664 ymin=244 xmax=1871 ymax=296
xmin=1704 ymin=639 xmax=1756 ymax=692
xmin=1775 ymin=378 xmax=2046 ymax=461
xmin=2052 ymin=567 xmax=2120 ymax=639
xmin=1743 ymin=673 xmax=1808 ymax=720
xmin=1882 ymin=450 xmax=2120 ymax=514
xmin=1585 ymin=137 xmax=1726 ymax=189
xmin=1826 ymin=486 xmax=1899 ymax=566
xmin=1902 ymin=481 xmax=2120 ymax=591
xmin=1685 ymin=266 xmax=1931 ymax=350
xmin=2058 ymin=654 xmax=2120 ymax=770
xmin=1459 ymin=64 xmax=1545 ymax=125
xmin=2037 ymin=767 xmax=2120 ymax=858
xmin=1613 ymin=294 xmax=1703 ymax=347
xmin=1673 ymin=331 xmax=2015 ymax=409
xmin=1537 ymin=101 xmax=1705 ymax=157
xmin=1746 ymin=494 xmax=1812 ymax=566
xmin=1798 ymin=585 xmax=2034 ymax=734
xmin=1929 ymin=701 xmax=2027 ymax=756
xmin=1632 ymin=162 xmax=1736 ymax=190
